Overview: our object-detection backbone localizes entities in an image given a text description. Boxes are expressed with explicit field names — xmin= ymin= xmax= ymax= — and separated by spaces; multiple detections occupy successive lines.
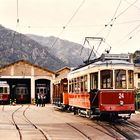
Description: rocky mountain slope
xmin=0 ymin=25 xmax=68 ymax=71
xmin=27 ymin=35 xmax=90 ymax=67
xmin=0 ymin=25 xmax=90 ymax=71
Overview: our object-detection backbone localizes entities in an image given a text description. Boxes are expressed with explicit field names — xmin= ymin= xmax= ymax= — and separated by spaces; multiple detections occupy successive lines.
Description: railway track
xmin=54 ymin=107 xmax=140 ymax=140
xmin=53 ymin=108 xmax=119 ymax=139
xmin=1 ymin=105 xmax=140 ymax=140
xmin=2 ymin=105 xmax=50 ymax=140
xmin=48 ymin=108 xmax=94 ymax=139
xmin=111 ymin=120 xmax=140 ymax=140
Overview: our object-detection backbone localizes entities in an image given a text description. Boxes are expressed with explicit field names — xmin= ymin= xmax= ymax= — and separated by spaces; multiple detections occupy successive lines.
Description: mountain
xmin=26 ymin=35 xmax=90 ymax=67
xmin=0 ymin=25 xmax=67 ymax=71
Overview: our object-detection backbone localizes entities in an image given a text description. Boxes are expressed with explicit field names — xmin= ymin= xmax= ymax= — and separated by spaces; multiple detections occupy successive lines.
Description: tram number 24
xmin=119 ymin=93 xmax=124 ymax=99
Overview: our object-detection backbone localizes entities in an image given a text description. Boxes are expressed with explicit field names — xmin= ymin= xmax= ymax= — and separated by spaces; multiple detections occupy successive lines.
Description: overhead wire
xmin=93 ymin=0 xmax=139 ymax=55
xmin=49 ymin=0 xmax=85 ymax=49
xmin=105 ymin=0 xmax=122 ymax=39
xmin=96 ymin=0 xmax=138 ymax=36
xmin=129 ymin=28 xmax=140 ymax=39
xmin=115 ymin=0 xmax=138 ymax=19
xmin=80 ymin=0 xmax=122 ymax=60
xmin=10 ymin=0 xmax=23 ymax=63
xmin=124 ymin=0 xmax=140 ymax=10
xmin=11 ymin=0 xmax=20 ymax=56
xmin=114 ymin=23 xmax=140 ymax=46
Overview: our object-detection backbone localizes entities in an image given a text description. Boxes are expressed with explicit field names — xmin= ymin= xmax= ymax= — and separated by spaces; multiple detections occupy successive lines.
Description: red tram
xmin=15 ymin=84 xmax=29 ymax=103
xmin=68 ymin=53 xmax=135 ymax=119
xmin=0 ymin=81 xmax=10 ymax=104
xmin=53 ymin=53 xmax=135 ymax=119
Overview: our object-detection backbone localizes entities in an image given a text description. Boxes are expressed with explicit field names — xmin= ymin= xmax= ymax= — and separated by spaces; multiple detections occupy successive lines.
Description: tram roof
xmin=93 ymin=59 xmax=132 ymax=65
xmin=70 ymin=59 xmax=133 ymax=74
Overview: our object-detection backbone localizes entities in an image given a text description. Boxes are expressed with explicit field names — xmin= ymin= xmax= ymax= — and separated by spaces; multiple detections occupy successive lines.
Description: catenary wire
xmin=105 ymin=0 xmax=122 ymax=39
xmin=80 ymin=0 xmax=122 ymax=59
xmin=113 ymin=23 xmax=140 ymax=46
xmin=124 ymin=0 xmax=140 ymax=11
xmin=96 ymin=0 xmax=138 ymax=36
xmin=49 ymin=0 xmax=85 ymax=49
xmin=115 ymin=0 xmax=138 ymax=19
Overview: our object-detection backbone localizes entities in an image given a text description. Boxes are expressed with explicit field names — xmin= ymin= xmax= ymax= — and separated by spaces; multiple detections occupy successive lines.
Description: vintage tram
xmin=67 ymin=53 xmax=135 ymax=119
xmin=0 ymin=81 xmax=10 ymax=104
xmin=35 ymin=83 xmax=48 ymax=103
xmin=53 ymin=78 xmax=69 ymax=109
xmin=14 ymin=84 xmax=29 ymax=103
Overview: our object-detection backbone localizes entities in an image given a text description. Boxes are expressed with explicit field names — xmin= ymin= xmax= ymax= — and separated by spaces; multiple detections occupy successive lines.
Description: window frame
xmin=115 ymin=69 xmax=126 ymax=89
xmin=100 ymin=69 xmax=113 ymax=89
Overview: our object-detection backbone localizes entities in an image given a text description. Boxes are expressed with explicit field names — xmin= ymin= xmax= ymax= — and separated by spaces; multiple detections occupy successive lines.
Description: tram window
xmin=138 ymin=73 xmax=140 ymax=79
xmin=84 ymin=75 xmax=88 ymax=91
xmin=4 ymin=87 xmax=8 ymax=93
xmin=101 ymin=70 xmax=113 ymax=89
xmin=74 ymin=78 xmax=77 ymax=93
xmin=128 ymin=70 xmax=134 ymax=89
xmin=115 ymin=69 xmax=126 ymax=89
xmin=70 ymin=75 xmax=87 ymax=93
xmin=25 ymin=89 xmax=28 ymax=94
xmin=63 ymin=84 xmax=67 ymax=92
xmin=69 ymin=80 xmax=72 ymax=93
xmin=138 ymin=82 xmax=140 ymax=88
xmin=81 ymin=76 xmax=84 ymax=92
xmin=0 ymin=87 xmax=3 ymax=93
xmin=36 ymin=89 xmax=39 ymax=94
xmin=16 ymin=89 xmax=20 ymax=94
xmin=72 ymin=79 xmax=74 ymax=93
xmin=90 ymin=72 xmax=98 ymax=90
xmin=21 ymin=89 xmax=24 ymax=94
xmin=44 ymin=89 xmax=47 ymax=94
xmin=77 ymin=77 xmax=80 ymax=93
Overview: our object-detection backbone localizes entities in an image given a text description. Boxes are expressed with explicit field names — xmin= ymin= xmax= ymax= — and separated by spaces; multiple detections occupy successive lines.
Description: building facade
xmin=0 ymin=60 xmax=55 ymax=104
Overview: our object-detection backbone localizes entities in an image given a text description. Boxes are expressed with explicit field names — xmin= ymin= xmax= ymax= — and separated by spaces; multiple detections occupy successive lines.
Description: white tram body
xmin=67 ymin=54 xmax=135 ymax=119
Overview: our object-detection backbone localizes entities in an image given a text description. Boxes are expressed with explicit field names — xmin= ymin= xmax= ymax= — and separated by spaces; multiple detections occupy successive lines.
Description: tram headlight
xmin=120 ymin=100 xmax=124 ymax=106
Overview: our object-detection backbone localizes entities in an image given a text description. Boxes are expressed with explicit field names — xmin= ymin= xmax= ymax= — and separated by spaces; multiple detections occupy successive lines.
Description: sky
xmin=0 ymin=0 xmax=140 ymax=54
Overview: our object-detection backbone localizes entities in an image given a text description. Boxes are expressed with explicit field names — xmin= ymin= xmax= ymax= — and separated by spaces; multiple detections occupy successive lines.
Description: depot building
xmin=0 ymin=60 xmax=55 ymax=104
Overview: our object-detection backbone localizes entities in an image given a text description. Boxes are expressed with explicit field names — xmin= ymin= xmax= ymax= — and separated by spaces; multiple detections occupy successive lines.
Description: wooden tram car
xmin=53 ymin=53 xmax=135 ymax=119
xmin=53 ymin=78 xmax=68 ymax=109
xmin=0 ymin=81 xmax=10 ymax=104
xmin=15 ymin=84 xmax=29 ymax=103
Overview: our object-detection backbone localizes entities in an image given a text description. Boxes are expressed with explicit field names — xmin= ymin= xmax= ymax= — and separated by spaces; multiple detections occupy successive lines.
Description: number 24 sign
xmin=119 ymin=93 xmax=124 ymax=99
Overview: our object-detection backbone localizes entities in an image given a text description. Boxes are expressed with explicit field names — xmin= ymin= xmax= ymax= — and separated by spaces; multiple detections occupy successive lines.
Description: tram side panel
xmin=68 ymin=92 xmax=90 ymax=109
xmin=53 ymin=78 xmax=69 ymax=109
xmin=53 ymin=83 xmax=61 ymax=106
xmin=99 ymin=90 xmax=135 ymax=113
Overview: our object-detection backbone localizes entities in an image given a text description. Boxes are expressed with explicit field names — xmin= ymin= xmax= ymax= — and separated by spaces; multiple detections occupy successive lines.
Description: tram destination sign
xmin=102 ymin=53 xmax=130 ymax=60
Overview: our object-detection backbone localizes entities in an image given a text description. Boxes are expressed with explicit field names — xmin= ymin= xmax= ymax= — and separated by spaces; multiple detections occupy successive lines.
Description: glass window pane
xmin=138 ymin=73 xmax=140 ymax=79
xmin=4 ymin=87 xmax=8 ymax=93
xmin=115 ymin=69 xmax=126 ymax=89
xmin=90 ymin=72 xmax=98 ymax=90
xmin=84 ymin=75 xmax=88 ymax=92
xmin=101 ymin=70 xmax=113 ymax=89
xmin=0 ymin=87 xmax=3 ymax=93
xmin=128 ymin=70 xmax=134 ymax=89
